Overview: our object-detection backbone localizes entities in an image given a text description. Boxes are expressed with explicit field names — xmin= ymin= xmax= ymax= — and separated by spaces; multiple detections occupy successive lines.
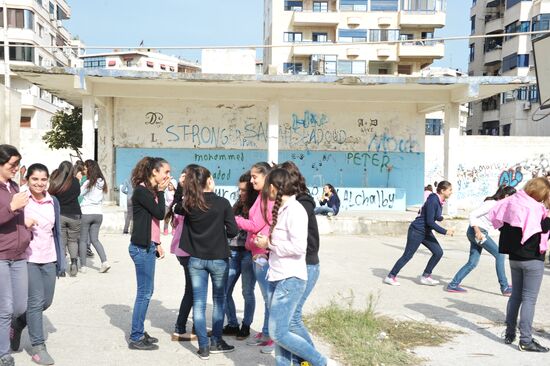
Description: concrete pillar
xmin=268 ymin=100 xmax=280 ymax=164
xmin=443 ymin=102 xmax=460 ymax=216
xmin=81 ymin=96 xmax=95 ymax=160
xmin=97 ymin=97 xmax=116 ymax=203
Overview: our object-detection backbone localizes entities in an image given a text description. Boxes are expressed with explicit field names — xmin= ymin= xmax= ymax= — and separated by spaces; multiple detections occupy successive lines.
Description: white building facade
xmin=468 ymin=0 xmax=550 ymax=135
xmin=263 ymin=0 xmax=446 ymax=75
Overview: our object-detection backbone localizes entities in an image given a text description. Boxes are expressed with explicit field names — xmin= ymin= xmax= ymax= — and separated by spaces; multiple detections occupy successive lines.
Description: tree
xmin=42 ymin=107 xmax=83 ymax=161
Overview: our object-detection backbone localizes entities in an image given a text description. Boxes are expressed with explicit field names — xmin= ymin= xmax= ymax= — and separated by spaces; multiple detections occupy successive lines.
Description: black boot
xmin=69 ymin=258 xmax=78 ymax=277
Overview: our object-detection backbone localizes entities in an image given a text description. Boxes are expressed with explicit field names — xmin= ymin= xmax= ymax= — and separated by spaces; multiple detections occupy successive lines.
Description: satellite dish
xmin=532 ymin=33 xmax=550 ymax=110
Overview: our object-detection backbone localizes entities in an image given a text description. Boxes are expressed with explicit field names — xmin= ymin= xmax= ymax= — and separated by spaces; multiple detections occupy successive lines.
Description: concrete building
xmin=467 ymin=0 xmax=550 ymax=135
xmin=1 ymin=0 xmax=81 ymax=165
xmin=80 ymin=50 xmax=200 ymax=74
xmin=263 ymin=0 xmax=446 ymax=75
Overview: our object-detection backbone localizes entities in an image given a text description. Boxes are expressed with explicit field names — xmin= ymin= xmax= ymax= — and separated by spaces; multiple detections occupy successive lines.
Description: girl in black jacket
xmin=127 ymin=157 xmax=171 ymax=351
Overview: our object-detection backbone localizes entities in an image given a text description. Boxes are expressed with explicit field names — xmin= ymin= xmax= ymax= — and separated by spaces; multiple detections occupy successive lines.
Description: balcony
xmin=484 ymin=48 xmax=502 ymax=66
xmin=347 ymin=17 xmax=361 ymax=26
xmin=399 ymin=11 xmax=445 ymax=28
xmin=378 ymin=17 xmax=392 ymax=26
xmin=482 ymin=109 xmax=500 ymax=122
xmin=292 ymin=11 xmax=340 ymax=26
xmin=485 ymin=17 xmax=504 ymax=34
xmin=398 ymin=41 xmax=444 ymax=58
xmin=292 ymin=43 xmax=339 ymax=56
xmin=376 ymin=47 xmax=392 ymax=58
xmin=346 ymin=47 xmax=360 ymax=57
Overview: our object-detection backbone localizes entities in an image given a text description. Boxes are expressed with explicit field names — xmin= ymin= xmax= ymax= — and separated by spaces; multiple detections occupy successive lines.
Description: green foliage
xmin=42 ymin=107 xmax=83 ymax=160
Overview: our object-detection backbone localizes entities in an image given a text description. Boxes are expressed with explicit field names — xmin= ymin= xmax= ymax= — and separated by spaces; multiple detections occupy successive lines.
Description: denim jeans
xmin=449 ymin=227 xmax=509 ymax=291
xmin=0 ymin=259 xmax=28 ymax=358
xmin=314 ymin=206 xmax=334 ymax=216
xmin=269 ymin=277 xmax=326 ymax=366
xmin=129 ymin=243 xmax=156 ymax=342
xmin=188 ymin=257 xmax=228 ymax=348
xmin=389 ymin=226 xmax=443 ymax=277
xmin=254 ymin=260 xmax=272 ymax=337
xmin=506 ymin=260 xmax=544 ymax=343
xmin=174 ymin=256 xmax=193 ymax=334
xmin=225 ymin=249 xmax=256 ymax=327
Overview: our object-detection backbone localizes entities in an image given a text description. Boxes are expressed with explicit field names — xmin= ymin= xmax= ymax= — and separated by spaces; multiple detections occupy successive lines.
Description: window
xmin=338 ymin=29 xmax=368 ymax=42
xmin=502 ymin=53 xmax=529 ymax=71
xmin=470 ymin=15 xmax=476 ymax=34
xmin=7 ymin=9 xmax=34 ymax=30
xmin=469 ymin=43 xmax=475 ymax=62
xmin=313 ymin=1 xmax=328 ymax=12
xmin=504 ymin=20 xmax=530 ymax=40
xmin=38 ymin=23 xmax=44 ymax=37
xmin=506 ymin=0 xmax=531 ymax=10
xmin=371 ymin=0 xmax=398 ymax=11
xmin=283 ymin=62 xmax=303 ymax=74
xmin=310 ymin=54 xmax=337 ymax=74
xmin=0 ymin=42 xmax=34 ymax=62
xmin=284 ymin=1 xmax=303 ymax=11
xmin=312 ymin=32 xmax=328 ymax=42
xmin=369 ymin=29 xmax=400 ymax=42
xmin=83 ymin=57 xmax=106 ymax=68
xmin=49 ymin=2 xmax=55 ymax=16
xmin=402 ymin=0 xmax=446 ymax=12
xmin=340 ymin=0 xmax=368 ymax=11
xmin=484 ymin=37 xmax=502 ymax=52
xmin=502 ymin=124 xmax=511 ymax=136
xmin=425 ymin=119 xmax=443 ymax=135
xmin=397 ymin=64 xmax=412 ymax=74
xmin=529 ymin=85 xmax=538 ymax=102
xmin=0 ymin=8 xmax=2 ymax=27
xmin=283 ymin=32 xmax=303 ymax=42
xmin=20 ymin=117 xmax=31 ymax=128
xmin=338 ymin=60 xmax=366 ymax=74
xmin=532 ymin=14 xmax=550 ymax=39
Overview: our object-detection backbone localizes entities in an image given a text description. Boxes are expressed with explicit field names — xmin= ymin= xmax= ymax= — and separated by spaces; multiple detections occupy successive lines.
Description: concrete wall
xmin=19 ymin=127 xmax=74 ymax=173
xmin=425 ymin=135 xmax=550 ymax=210
xmin=111 ymin=98 xmax=425 ymax=208
xmin=0 ymin=87 xmax=21 ymax=146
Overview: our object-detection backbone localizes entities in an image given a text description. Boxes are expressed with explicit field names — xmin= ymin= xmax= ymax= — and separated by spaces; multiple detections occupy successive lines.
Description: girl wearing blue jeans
xmin=128 ymin=157 xmax=171 ymax=351
xmin=256 ymin=169 xmax=335 ymax=366
xmin=446 ymin=186 xmax=516 ymax=295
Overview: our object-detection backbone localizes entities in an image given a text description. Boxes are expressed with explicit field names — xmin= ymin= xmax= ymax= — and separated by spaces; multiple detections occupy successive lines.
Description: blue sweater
xmin=411 ymin=193 xmax=446 ymax=234
xmin=319 ymin=194 xmax=340 ymax=215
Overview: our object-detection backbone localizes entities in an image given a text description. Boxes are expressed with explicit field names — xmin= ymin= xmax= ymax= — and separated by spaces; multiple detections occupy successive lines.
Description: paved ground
xmin=10 ymin=231 xmax=550 ymax=365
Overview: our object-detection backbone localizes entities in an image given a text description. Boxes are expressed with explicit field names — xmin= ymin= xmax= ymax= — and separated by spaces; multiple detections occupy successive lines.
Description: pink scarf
xmin=489 ymin=190 xmax=549 ymax=253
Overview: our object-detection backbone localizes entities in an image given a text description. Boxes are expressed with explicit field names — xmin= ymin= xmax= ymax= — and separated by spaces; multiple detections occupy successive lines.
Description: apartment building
xmin=1 ymin=0 xmax=81 ymax=127
xmin=80 ymin=50 xmax=200 ymax=74
xmin=263 ymin=0 xmax=446 ymax=76
xmin=468 ymin=0 xmax=550 ymax=135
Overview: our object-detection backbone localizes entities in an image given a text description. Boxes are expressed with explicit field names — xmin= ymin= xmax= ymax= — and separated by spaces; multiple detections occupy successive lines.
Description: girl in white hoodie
xmin=79 ymin=160 xmax=110 ymax=273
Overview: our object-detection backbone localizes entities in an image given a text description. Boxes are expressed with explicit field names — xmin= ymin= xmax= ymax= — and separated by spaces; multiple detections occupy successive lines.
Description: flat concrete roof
xmin=10 ymin=65 xmax=535 ymax=110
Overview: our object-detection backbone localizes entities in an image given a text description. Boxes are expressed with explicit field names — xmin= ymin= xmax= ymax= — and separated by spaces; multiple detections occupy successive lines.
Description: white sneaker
xmin=99 ymin=261 xmax=111 ymax=273
xmin=79 ymin=266 xmax=87 ymax=273
xmin=259 ymin=339 xmax=275 ymax=354
xmin=420 ymin=275 xmax=439 ymax=286
xmin=383 ymin=275 xmax=400 ymax=286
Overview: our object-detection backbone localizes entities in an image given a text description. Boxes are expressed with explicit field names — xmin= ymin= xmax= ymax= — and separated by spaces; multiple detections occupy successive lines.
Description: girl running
xmin=385 ymin=181 xmax=455 ymax=286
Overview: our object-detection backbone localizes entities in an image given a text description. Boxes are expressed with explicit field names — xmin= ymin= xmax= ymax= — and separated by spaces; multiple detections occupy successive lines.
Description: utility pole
xmin=2 ymin=1 xmax=12 ymax=144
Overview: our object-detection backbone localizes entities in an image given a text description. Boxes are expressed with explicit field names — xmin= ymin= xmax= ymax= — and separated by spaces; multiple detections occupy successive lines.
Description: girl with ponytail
xmin=255 ymin=169 xmax=332 ymax=366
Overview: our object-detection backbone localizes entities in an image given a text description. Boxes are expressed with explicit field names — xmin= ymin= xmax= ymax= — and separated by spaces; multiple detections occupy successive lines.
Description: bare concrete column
xmin=443 ymin=102 xmax=460 ymax=216
xmin=268 ymin=100 xmax=280 ymax=164
xmin=81 ymin=96 xmax=95 ymax=160
xmin=97 ymin=97 xmax=115 ymax=203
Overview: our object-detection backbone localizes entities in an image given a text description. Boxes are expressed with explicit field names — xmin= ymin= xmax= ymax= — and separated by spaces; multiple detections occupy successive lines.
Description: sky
xmin=66 ymin=0 xmax=469 ymax=72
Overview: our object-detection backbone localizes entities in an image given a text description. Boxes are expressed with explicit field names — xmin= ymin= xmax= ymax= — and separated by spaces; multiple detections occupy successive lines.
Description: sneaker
xmin=246 ymin=332 xmax=267 ymax=346
xmin=86 ymin=248 xmax=94 ymax=257
xmin=222 ymin=324 xmax=240 ymax=336
xmin=197 ymin=347 xmax=210 ymax=360
xmin=99 ymin=261 xmax=111 ymax=273
xmin=79 ymin=266 xmax=87 ymax=274
xmin=260 ymin=339 xmax=275 ymax=354
xmin=519 ymin=339 xmax=549 ymax=352
xmin=0 ymin=355 xmax=14 ymax=366
xmin=58 ymin=271 xmax=66 ymax=278
xmin=128 ymin=338 xmax=159 ymax=350
xmin=383 ymin=275 xmax=400 ymax=286
xmin=445 ymin=284 xmax=467 ymax=293
xmin=504 ymin=333 xmax=516 ymax=345
xmin=69 ymin=259 xmax=78 ymax=277
xmin=144 ymin=332 xmax=158 ymax=344
xmin=236 ymin=324 xmax=251 ymax=340
xmin=31 ymin=344 xmax=55 ymax=365
xmin=420 ymin=275 xmax=439 ymax=286
xmin=210 ymin=339 xmax=235 ymax=354
xmin=10 ymin=320 xmax=24 ymax=351
xmin=501 ymin=286 xmax=513 ymax=297
xmin=172 ymin=332 xmax=197 ymax=341
xmin=123 ymin=231 xmax=129 ymax=235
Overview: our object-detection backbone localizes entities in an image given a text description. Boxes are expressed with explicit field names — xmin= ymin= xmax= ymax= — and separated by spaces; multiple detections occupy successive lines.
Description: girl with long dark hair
xmin=175 ymin=164 xmax=238 ymax=360
xmin=49 ymin=161 xmax=81 ymax=277
xmin=314 ymin=184 xmax=340 ymax=216
xmin=79 ymin=160 xmax=110 ymax=273
xmin=128 ymin=157 xmax=171 ymax=351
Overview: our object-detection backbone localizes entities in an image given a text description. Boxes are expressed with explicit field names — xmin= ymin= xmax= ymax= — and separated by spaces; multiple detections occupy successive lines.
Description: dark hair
xmin=424 ymin=184 xmax=433 ymax=192
xmin=325 ymin=183 xmax=339 ymax=199
xmin=251 ymin=162 xmax=272 ymax=181
xmin=251 ymin=162 xmax=273 ymax=223
xmin=182 ymin=164 xmax=211 ymax=212
xmin=233 ymin=171 xmax=258 ymax=218
xmin=279 ymin=161 xmax=309 ymax=196
xmin=25 ymin=163 xmax=49 ymax=179
xmin=73 ymin=160 xmax=86 ymax=176
xmin=165 ymin=169 xmax=185 ymax=225
xmin=130 ymin=157 xmax=169 ymax=194
xmin=485 ymin=185 xmax=517 ymax=201
xmin=84 ymin=160 xmax=108 ymax=193
xmin=48 ymin=161 xmax=75 ymax=195
xmin=266 ymin=168 xmax=297 ymax=240
xmin=436 ymin=181 xmax=452 ymax=194
xmin=0 ymin=144 xmax=21 ymax=166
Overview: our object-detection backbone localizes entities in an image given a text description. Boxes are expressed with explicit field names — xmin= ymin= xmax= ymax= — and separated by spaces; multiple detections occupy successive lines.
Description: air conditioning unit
xmin=523 ymin=102 xmax=531 ymax=110
xmin=56 ymin=20 xmax=62 ymax=28
xmin=49 ymin=14 xmax=55 ymax=21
